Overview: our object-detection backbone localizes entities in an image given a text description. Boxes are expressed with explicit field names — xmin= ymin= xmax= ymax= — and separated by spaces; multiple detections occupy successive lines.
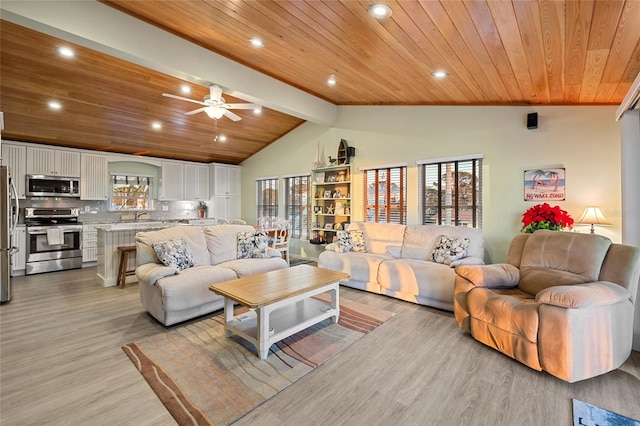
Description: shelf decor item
xmin=521 ymin=202 xmax=573 ymax=233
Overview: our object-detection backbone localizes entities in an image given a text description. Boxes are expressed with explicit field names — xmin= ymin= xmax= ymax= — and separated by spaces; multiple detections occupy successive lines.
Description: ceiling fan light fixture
xmin=205 ymin=106 xmax=225 ymax=119
xmin=368 ymin=3 xmax=392 ymax=19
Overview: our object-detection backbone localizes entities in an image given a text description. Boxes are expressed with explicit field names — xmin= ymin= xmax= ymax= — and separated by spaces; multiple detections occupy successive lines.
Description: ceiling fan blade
xmin=225 ymin=103 xmax=259 ymax=110
xmin=209 ymin=85 xmax=223 ymax=102
xmin=223 ymin=110 xmax=242 ymax=121
xmin=162 ymin=93 xmax=207 ymax=106
xmin=184 ymin=107 xmax=207 ymax=115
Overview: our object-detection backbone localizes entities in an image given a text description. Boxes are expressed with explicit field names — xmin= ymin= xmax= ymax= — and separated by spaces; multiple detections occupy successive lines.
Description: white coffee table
xmin=209 ymin=264 xmax=349 ymax=359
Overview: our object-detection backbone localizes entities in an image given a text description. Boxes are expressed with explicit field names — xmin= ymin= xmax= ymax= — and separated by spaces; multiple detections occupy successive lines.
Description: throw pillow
xmin=431 ymin=235 xmax=471 ymax=266
xmin=336 ymin=230 xmax=354 ymax=253
xmin=151 ymin=238 xmax=194 ymax=271
xmin=350 ymin=229 xmax=366 ymax=252
xmin=237 ymin=231 xmax=269 ymax=259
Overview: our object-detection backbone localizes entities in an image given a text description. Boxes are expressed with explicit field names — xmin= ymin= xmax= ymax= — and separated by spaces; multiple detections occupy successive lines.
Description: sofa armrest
xmin=324 ymin=242 xmax=338 ymax=252
xmin=536 ymin=281 xmax=631 ymax=309
xmin=135 ymin=263 xmax=179 ymax=286
xmin=449 ymin=256 xmax=485 ymax=268
xmin=455 ymin=264 xmax=520 ymax=288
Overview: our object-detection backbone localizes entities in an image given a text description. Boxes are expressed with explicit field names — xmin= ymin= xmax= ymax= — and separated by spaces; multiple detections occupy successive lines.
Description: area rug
xmin=122 ymin=297 xmax=394 ymax=425
xmin=573 ymin=399 xmax=640 ymax=426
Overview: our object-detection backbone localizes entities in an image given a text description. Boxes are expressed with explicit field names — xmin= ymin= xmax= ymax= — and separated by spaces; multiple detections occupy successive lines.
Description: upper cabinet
xmin=1 ymin=142 xmax=27 ymax=198
xmin=26 ymin=146 xmax=80 ymax=177
xmin=159 ymin=161 xmax=184 ymax=201
xmin=212 ymin=164 xmax=241 ymax=196
xmin=80 ymin=153 xmax=109 ymax=200
xmin=184 ymin=164 xmax=209 ymax=201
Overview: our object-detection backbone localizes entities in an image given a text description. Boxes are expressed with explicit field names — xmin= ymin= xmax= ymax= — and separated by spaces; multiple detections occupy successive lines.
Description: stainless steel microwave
xmin=26 ymin=175 xmax=80 ymax=197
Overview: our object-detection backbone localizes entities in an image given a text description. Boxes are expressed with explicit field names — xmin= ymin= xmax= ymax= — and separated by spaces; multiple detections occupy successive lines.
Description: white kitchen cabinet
xmin=1 ymin=142 xmax=27 ymax=198
xmin=26 ymin=146 xmax=80 ymax=177
xmin=11 ymin=225 xmax=26 ymax=275
xmin=212 ymin=164 xmax=241 ymax=196
xmin=82 ymin=223 xmax=106 ymax=263
xmin=210 ymin=164 xmax=241 ymax=221
xmin=184 ymin=164 xmax=209 ymax=201
xmin=159 ymin=161 xmax=184 ymax=200
xmin=80 ymin=153 xmax=109 ymax=200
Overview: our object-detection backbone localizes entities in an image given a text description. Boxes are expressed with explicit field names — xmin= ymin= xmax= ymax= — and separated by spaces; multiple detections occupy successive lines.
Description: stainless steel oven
xmin=25 ymin=208 xmax=82 ymax=275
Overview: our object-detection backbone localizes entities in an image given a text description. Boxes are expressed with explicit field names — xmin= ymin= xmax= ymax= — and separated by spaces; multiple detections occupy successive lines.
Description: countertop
xmin=94 ymin=222 xmax=190 ymax=232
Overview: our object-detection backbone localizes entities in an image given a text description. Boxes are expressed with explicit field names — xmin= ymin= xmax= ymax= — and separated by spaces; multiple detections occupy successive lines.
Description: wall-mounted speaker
xmin=347 ymin=146 xmax=355 ymax=157
xmin=527 ymin=112 xmax=538 ymax=130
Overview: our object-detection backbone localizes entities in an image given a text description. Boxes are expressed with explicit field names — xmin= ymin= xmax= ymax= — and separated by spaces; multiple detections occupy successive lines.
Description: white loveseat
xmin=135 ymin=224 xmax=288 ymax=325
xmin=318 ymin=222 xmax=484 ymax=311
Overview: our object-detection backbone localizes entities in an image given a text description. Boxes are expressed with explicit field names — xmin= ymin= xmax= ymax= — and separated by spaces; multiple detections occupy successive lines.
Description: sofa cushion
xmin=237 ymin=231 xmax=269 ymax=259
xmin=152 ymin=238 xmax=194 ymax=271
xmin=335 ymin=230 xmax=366 ymax=253
xmin=401 ymin=225 xmax=484 ymax=262
xmin=218 ymin=257 xmax=289 ymax=278
xmin=519 ymin=231 xmax=612 ymax=295
xmin=318 ymin=250 xmax=392 ymax=283
xmin=378 ymin=259 xmax=458 ymax=303
xmin=203 ymin=224 xmax=259 ymax=265
xmin=155 ymin=265 xmax=238 ymax=312
xmin=348 ymin=222 xmax=406 ymax=255
xmin=137 ymin=226 xmax=210 ymax=267
xmin=431 ymin=235 xmax=471 ymax=265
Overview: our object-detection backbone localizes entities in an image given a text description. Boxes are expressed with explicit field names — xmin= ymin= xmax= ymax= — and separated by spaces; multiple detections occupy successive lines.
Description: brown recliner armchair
xmin=454 ymin=230 xmax=640 ymax=383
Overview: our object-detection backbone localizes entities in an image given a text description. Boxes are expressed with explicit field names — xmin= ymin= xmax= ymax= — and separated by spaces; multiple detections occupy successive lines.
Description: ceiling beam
xmin=0 ymin=0 xmax=338 ymax=126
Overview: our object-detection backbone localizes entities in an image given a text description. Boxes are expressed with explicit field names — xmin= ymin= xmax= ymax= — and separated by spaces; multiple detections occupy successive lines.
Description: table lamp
xmin=577 ymin=206 xmax=611 ymax=234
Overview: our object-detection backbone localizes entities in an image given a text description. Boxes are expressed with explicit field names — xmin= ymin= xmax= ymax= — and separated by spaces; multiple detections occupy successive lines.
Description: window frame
xmin=256 ymin=177 xmax=279 ymax=219
xmin=283 ymin=174 xmax=311 ymax=239
xmin=362 ymin=164 xmax=407 ymax=224
xmin=109 ymin=174 xmax=152 ymax=211
xmin=419 ymin=155 xmax=483 ymax=228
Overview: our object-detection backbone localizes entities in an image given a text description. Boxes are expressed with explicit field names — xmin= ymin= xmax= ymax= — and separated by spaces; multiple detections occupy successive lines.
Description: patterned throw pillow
xmin=431 ymin=235 xmax=471 ymax=265
xmin=335 ymin=229 xmax=366 ymax=253
xmin=237 ymin=231 xmax=269 ymax=259
xmin=152 ymin=238 xmax=194 ymax=271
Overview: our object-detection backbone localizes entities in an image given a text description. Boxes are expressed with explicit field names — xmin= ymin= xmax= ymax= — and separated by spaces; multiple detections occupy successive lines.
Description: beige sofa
xmin=454 ymin=230 xmax=640 ymax=382
xmin=135 ymin=224 xmax=288 ymax=326
xmin=318 ymin=222 xmax=484 ymax=311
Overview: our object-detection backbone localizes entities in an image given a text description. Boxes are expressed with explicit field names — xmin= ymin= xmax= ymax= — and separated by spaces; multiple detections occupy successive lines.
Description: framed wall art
xmin=524 ymin=168 xmax=565 ymax=201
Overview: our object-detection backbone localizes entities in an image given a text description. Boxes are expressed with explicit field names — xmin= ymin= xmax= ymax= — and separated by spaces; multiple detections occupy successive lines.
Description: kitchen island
xmin=95 ymin=222 xmax=188 ymax=287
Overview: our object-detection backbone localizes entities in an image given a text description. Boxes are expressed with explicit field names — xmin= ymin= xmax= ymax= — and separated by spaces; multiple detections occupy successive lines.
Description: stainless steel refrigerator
xmin=1 ymin=165 xmax=19 ymax=303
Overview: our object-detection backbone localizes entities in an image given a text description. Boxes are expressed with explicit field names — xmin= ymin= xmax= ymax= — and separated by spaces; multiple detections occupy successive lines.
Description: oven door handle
xmin=27 ymin=229 xmax=82 ymax=235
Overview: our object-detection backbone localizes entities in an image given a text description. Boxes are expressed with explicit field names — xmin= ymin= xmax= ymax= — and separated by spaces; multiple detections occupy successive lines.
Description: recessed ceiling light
xmin=151 ymin=121 xmax=162 ymax=130
xmin=368 ymin=3 xmax=392 ymax=19
xmin=432 ymin=70 xmax=448 ymax=79
xmin=48 ymin=101 xmax=62 ymax=110
xmin=57 ymin=46 xmax=75 ymax=58
xmin=250 ymin=38 xmax=264 ymax=47
xmin=253 ymin=106 xmax=262 ymax=114
xmin=215 ymin=135 xmax=227 ymax=142
xmin=327 ymin=75 xmax=337 ymax=86
xmin=180 ymin=85 xmax=191 ymax=94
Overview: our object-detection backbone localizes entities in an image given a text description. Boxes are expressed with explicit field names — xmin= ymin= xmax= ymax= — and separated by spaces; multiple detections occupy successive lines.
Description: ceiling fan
xmin=162 ymin=84 xmax=260 ymax=121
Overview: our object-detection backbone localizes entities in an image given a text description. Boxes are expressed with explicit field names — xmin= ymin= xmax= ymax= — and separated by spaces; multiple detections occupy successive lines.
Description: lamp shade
xmin=577 ymin=207 xmax=611 ymax=225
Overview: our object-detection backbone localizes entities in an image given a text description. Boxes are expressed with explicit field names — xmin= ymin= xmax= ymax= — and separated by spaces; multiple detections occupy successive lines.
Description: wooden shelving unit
xmin=310 ymin=164 xmax=351 ymax=244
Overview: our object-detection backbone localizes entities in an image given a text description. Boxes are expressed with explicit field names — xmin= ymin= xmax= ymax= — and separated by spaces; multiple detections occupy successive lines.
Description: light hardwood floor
xmin=1 ymin=267 xmax=639 ymax=425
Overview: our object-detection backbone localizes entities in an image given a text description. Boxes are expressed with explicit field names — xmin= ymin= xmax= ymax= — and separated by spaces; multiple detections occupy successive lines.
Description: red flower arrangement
xmin=521 ymin=203 xmax=574 ymax=233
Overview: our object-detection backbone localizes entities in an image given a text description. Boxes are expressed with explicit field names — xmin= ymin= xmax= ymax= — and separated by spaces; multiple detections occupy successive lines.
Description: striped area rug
xmin=123 ymin=297 xmax=395 ymax=425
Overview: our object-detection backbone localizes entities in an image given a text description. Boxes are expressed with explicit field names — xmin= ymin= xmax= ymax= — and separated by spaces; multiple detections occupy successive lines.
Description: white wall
xmin=242 ymin=105 xmax=621 ymax=263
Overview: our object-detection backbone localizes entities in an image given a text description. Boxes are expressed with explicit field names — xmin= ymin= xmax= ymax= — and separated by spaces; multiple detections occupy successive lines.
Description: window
xmin=256 ymin=177 xmax=279 ymax=218
xmin=363 ymin=165 xmax=407 ymax=224
xmin=284 ymin=174 xmax=311 ymax=239
xmin=110 ymin=175 xmax=151 ymax=211
xmin=420 ymin=156 xmax=482 ymax=227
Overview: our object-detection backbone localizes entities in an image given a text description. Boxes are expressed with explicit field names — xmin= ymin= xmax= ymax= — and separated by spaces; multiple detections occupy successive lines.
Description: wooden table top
xmin=209 ymin=265 xmax=349 ymax=309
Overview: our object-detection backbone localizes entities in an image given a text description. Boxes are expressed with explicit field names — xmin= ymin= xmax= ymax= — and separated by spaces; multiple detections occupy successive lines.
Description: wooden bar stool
xmin=117 ymin=246 xmax=137 ymax=288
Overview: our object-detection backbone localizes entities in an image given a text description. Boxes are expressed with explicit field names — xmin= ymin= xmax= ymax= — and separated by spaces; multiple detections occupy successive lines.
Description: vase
xmin=198 ymin=209 xmax=206 ymax=219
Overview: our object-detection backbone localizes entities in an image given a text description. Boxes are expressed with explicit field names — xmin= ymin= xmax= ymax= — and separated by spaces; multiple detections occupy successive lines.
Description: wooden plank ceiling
xmin=2 ymin=1 xmax=639 ymax=164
